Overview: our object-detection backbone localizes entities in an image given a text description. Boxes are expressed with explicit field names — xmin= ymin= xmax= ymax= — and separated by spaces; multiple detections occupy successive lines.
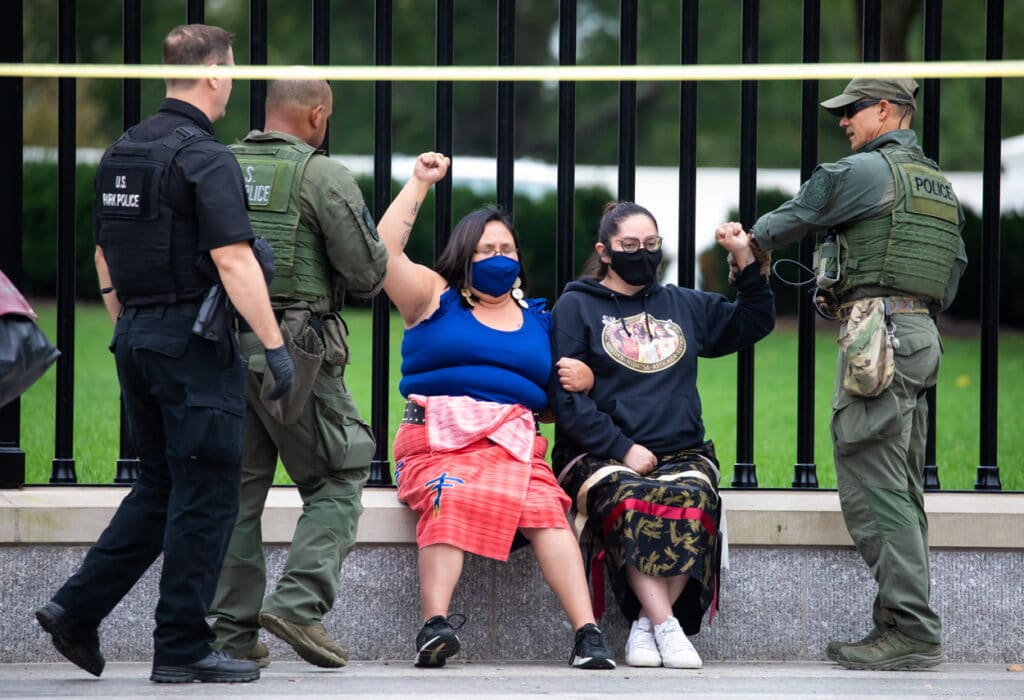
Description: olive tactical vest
xmin=94 ymin=125 xmax=212 ymax=305
xmin=229 ymin=140 xmax=329 ymax=302
xmin=831 ymin=145 xmax=960 ymax=302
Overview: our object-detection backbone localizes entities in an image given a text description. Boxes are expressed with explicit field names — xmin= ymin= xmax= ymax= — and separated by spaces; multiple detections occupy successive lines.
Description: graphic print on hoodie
xmin=548 ymin=264 xmax=775 ymax=462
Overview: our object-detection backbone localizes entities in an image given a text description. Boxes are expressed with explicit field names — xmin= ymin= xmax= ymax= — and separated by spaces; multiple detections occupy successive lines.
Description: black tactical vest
xmin=94 ymin=125 xmax=213 ymax=305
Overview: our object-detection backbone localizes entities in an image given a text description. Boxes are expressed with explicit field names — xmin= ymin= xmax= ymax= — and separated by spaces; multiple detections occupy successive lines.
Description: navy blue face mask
xmin=471 ymin=255 xmax=521 ymax=297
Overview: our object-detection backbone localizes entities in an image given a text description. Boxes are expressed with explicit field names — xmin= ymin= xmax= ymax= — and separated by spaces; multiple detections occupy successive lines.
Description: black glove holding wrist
xmin=264 ymin=344 xmax=294 ymax=401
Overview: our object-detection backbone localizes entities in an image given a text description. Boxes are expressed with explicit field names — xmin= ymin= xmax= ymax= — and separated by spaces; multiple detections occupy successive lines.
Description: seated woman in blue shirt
xmin=377 ymin=152 xmax=614 ymax=670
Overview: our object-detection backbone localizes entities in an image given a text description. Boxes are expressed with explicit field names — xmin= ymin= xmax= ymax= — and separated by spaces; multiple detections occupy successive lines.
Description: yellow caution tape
xmin=0 ymin=60 xmax=1022 ymax=81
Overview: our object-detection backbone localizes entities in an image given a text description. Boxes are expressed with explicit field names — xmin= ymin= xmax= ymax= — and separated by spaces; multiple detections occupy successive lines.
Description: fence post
xmin=0 ymin=0 xmax=25 ymax=489
xmin=976 ymin=0 xmax=1003 ymax=490
xmin=187 ymin=0 xmax=204 ymax=24
xmin=792 ymin=0 xmax=820 ymax=489
xmin=250 ymin=0 xmax=268 ymax=133
xmin=51 ymin=0 xmax=77 ymax=484
xmin=434 ymin=0 xmax=454 ymax=252
xmin=496 ymin=0 xmax=515 ymax=215
xmin=617 ymin=0 xmax=637 ymax=202
xmin=732 ymin=0 xmax=759 ymax=488
xmin=921 ymin=0 xmax=943 ymax=491
xmin=676 ymin=0 xmax=698 ymax=290
xmin=555 ymin=0 xmax=577 ymax=299
xmin=114 ymin=0 xmax=143 ymax=485
xmin=368 ymin=0 xmax=394 ymax=487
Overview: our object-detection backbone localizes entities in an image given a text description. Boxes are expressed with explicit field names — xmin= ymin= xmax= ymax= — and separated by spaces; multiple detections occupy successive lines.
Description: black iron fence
xmin=0 ymin=0 xmax=1009 ymax=491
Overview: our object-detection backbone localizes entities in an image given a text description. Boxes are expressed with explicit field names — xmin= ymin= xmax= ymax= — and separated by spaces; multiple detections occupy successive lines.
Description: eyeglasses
xmin=474 ymin=245 xmax=518 ymax=257
xmin=615 ymin=236 xmax=663 ymax=254
xmin=844 ymin=99 xmax=881 ymax=119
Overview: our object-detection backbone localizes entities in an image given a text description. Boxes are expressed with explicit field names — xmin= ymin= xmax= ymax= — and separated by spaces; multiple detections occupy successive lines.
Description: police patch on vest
xmin=242 ymin=163 xmax=278 ymax=208
xmin=902 ymin=163 xmax=958 ymax=224
xmin=96 ymin=166 xmax=152 ymax=218
xmin=800 ymin=169 xmax=834 ymax=211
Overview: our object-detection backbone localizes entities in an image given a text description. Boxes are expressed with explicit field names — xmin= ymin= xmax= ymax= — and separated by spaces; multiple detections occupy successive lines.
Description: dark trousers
xmin=52 ymin=304 xmax=246 ymax=666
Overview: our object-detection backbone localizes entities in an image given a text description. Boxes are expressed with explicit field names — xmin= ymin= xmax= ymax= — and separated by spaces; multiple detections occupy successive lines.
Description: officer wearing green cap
xmin=208 ymin=79 xmax=387 ymax=669
xmin=750 ymin=77 xmax=967 ymax=670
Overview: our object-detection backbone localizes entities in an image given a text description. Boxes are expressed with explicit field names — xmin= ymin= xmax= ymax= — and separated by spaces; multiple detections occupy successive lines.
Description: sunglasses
xmin=844 ymin=99 xmax=881 ymax=119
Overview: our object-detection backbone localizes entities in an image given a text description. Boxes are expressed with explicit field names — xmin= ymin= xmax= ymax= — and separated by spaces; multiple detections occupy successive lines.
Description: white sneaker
xmin=653 ymin=616 xmax=702 ymax=669
xmin=624 ymin=617 xmax=661 ymax=667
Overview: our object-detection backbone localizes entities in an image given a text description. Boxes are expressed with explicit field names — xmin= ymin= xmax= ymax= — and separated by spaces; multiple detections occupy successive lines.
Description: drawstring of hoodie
xmin=612 ymin=295 xmax=630 ymax=335
xmin=609 ymin=288 xmax=652 ymax=338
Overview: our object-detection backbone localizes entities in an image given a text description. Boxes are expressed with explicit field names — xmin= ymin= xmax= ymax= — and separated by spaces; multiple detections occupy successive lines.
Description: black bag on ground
xmin=0 ymin=271 xmax=60 ymax=408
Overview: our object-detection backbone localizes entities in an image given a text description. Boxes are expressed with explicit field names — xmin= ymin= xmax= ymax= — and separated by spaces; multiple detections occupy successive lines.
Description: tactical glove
xmin=264 ymin=344 xmax=295 ymax=401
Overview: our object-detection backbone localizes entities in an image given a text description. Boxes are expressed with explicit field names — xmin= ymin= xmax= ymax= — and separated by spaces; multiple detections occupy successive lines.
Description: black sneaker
xmin=415 ymin=614 xmax=465 ymax=668
xmin=570 ymin=623 xmax=616 ymax=669
xmin=35 ymin=601 xmax=105 ymax=677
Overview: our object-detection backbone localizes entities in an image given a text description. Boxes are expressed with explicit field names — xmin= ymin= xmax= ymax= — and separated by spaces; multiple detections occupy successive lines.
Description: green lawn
xmin=17 ymin=302 xmax=1023 ymax=491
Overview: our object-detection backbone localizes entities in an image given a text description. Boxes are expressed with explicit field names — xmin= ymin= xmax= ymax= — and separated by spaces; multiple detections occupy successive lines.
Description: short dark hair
xmin=163 ymin=24 xmax=234 ymax=90
xmin=580 ymin=201 xmax=658 ymax=279
xmin=266 ymin=79 xmax=331 ymax=111
xmin=435 ymin=206 xmax=526 ymax=307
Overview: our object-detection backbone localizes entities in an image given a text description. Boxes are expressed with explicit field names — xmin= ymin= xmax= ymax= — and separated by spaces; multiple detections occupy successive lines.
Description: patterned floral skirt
xmin=554 ymin=441 xmax=722 ymax=635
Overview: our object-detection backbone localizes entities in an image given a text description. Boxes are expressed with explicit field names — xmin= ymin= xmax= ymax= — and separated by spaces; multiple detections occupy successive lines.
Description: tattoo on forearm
xmin=400 ymin=201 xmax=422 ymax=248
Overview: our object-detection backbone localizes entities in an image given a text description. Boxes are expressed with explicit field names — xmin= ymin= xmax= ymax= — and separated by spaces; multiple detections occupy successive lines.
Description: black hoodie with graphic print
xmin=548 ymin=263 xmax=775 ymax=461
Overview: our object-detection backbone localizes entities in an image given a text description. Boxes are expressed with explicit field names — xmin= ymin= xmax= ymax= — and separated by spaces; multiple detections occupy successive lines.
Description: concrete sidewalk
xmin=2 ymin=661 xmax=1022 ymax=699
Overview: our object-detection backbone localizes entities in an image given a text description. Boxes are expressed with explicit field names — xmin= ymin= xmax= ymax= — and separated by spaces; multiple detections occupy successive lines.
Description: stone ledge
xmin=1 ymin=486 xmax=1022 ymax=548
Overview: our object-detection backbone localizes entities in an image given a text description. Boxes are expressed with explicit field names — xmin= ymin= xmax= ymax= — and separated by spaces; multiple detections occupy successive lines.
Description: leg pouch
xmin=320 ymin=312 xmax=350 ymax=367
xmin=837 ymin=298 xmax=894 ymax=398
xmin=259 ymin=318 xmax=324 ymax=425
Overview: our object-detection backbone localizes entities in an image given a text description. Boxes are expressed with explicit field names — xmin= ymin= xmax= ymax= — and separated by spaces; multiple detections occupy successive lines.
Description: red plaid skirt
xmin=393 ymin=423 xmax=571 ymax=560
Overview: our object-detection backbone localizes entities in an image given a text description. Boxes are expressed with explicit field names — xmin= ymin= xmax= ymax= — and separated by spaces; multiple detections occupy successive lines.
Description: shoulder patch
xmin=800 ymin=169 xmax=834 ymax=211
xmin=361 ymin=205 xmax=380 ymax=241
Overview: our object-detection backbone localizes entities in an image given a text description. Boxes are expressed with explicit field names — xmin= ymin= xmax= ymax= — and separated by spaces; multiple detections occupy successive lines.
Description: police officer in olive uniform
xmin=208 ymin=80 xmax=388 ymax=669
xmin=751 ymin=78 xmax=966 ymax=670
xmin=34 ymin=25 xmax=294 ymax=684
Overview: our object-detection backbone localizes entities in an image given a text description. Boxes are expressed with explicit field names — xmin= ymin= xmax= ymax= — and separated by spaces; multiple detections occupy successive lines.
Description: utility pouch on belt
xmin=259 ymin=318 xmax=324 ymax=424
xmin=837 ymin=298 xmax=895 ymax=397
xmin=320 ymin=312 xmax=350 ymax=367
xmin=814 ymin=232 xmax=841 ymax=289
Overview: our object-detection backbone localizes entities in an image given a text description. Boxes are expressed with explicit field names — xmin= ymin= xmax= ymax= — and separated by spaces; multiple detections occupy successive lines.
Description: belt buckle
xmin=402 ymin=400 xmax=426 ymax=425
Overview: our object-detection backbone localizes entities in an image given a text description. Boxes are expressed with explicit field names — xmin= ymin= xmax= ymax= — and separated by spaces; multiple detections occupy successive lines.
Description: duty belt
xmin=237 ymin=309 xmax=322 ymax=334
xmin=837 ymin=296 xmax=930 ymax=322
xmin=121 ymin=299 xmax=203 ymax=319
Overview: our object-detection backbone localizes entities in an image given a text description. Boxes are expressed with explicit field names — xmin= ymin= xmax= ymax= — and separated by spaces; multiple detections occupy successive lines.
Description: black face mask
xmin=609 ymin=249 xmax=662 ymax=287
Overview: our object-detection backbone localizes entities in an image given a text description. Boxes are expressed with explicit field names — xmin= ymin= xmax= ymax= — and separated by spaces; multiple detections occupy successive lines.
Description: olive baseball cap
xmin=820 ymin=78 xmax=919 ymax=116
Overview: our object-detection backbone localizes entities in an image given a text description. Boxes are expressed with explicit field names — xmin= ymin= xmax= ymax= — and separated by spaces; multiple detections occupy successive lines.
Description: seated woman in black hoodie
xmin=548 ymin=202 xmax=775 ymax=669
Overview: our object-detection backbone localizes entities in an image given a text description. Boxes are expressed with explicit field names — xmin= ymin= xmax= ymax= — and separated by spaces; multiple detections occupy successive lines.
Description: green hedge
xmin=19 ymin=161 xmax=611 ymax=305
xmin=703 ymin=189 xmax=1024 ymax=328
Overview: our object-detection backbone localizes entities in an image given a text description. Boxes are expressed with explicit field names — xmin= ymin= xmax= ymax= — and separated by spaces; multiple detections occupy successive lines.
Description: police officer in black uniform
xmin=34 ymin=24 xmax=294 ymax=684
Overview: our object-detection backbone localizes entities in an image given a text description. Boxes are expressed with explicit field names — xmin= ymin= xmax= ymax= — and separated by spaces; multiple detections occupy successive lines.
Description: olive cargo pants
xmin=210 ymin=330 xmax=375 ymax=656
xmin=830 ymin=312 xmax=943 ymax=645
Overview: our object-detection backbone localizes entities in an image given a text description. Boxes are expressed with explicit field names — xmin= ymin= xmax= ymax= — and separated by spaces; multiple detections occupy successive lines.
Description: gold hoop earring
xmin=460 ymin=287 xmax=476 ymax=308
xmin=511 ymin=277 xmax=527 ymax=309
